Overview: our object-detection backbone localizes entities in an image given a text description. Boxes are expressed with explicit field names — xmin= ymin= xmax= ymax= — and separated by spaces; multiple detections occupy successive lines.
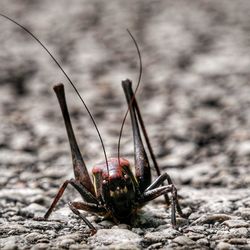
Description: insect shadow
xmin=0 ymin=13 xmax=190 ymax=234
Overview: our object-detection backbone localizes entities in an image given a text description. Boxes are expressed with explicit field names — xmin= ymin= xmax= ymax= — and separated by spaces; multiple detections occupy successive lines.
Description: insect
xmin=1 ymin=14 xmax=188 ymax=234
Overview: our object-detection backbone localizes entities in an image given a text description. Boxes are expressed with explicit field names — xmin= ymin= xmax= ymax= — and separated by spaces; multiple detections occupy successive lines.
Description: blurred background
xmin=0 ymin=0 xmax=250 ymax=248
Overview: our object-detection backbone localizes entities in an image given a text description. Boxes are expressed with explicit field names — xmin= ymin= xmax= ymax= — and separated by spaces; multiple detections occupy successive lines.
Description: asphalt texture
xmin=0 ymin=1 xmax=250 ymax=249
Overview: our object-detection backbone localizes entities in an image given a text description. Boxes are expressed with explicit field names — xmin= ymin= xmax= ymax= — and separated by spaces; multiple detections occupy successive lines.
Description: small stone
xmin=58 ymin=239 xmax=75 ymax=248
xmin=20 ymin=203 xmax=46 ymax=218
xmin=197 ymin=238 xmax=209 ymax=246
xmin=144 ymin=228 xmax=180 ymax=242
xmin=236 ymin=207 xmax=250 ymax=220
xmin=216 ymin=242 xmax=233 ymax=250
xmin=25 ymin=232 xmax=44 ymax=243
xmin=147 ymin=242 xmax=163 ymax=250
xmin=193 ymin=214 xmax=232 ymax=225
xmin=89 ymin=229 xmax=141 ymax=248
xmin=229 ymin=227 xmax=248 ymax=238
xmin=173 ymin=235 xmax=195 ymax=246
xmin=186 ymin=225 xmax=206 ymax=234
xmin=112 ymin=224 xmax=130 ymax=230
xmin=69 ymin=244 xmax=89 ymax=250
xmin=98 ymin=220 xmax=115 ymax=228
xmin=131 ymin=228 xmax=144 ymax=235
xmin=31 ymin=243 xmax=49 ymax=250
xmin=0 ymin=223 xmax=29 ymax=235
xmin=0 ymin=236 xmax=19 ymax=250
xmin=222 ymin=220 xmax=248 ymax=228
xmin=228 ymin=238 xmax=247 ymax=245
xmin=187 ymin=232 xmax=205 ymax=240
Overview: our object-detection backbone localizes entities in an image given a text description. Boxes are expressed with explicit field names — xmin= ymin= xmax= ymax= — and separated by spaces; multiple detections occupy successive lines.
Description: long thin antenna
xmin=0 ymin=13 xmax=109 ymax=169
xmin=117 ymin=29 xmax=142 ymax=162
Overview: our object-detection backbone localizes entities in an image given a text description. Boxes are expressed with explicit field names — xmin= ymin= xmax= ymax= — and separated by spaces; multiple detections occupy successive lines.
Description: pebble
xmin=0 ymin=224 xmax=29 ymax=235
xmin=58 ymin=239 xmax=75 ymax=248
xmin=236 ymin=207 xmax=250 ymax=220
xmin=112 ymin=223 xmax=130 ymax=230
xmin=216 ymin=242 xmax=233 ymax=250
xmin=0 ymin=236 xmax=19 ymax=250
xmin=24 ymin=220 xmax=63 ymax=230
xmin=187 ymin=232 xmax=205 ymax=240
xmin=69 ymin=244 xmax=90 ymax=250
xmin=197 ymin=238 xmax=209 ymax=246
xmin=192 ymin=214 xmax=232 ymax=225
xmin=25 ymin=232 xmax=44 ymax=243
xmin=144 ymin=228 xmax=180 ymax=242
xmin=229 ymin=227 xmax=248 ymax=238
xmin=222 ymin=220 xmax=249 ymax=228
xmin=228 ymin=238 xmax=247 ymax=245
xmin=89 ymin=229 xmax=141 ymax=248
xmin=30 ymin=243 xmax=50 ymax=250
xmin=173 ymin=235 xmax=196 ymax=246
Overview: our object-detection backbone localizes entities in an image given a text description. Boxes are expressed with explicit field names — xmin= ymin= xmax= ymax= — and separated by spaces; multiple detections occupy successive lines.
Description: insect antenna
xmin=0 ymin=13 xmax=109 ymax=169
xmin=117 ymin=29 xmax=142 ymax=164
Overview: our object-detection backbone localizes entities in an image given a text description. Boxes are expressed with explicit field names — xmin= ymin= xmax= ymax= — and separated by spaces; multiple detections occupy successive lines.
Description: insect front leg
xmin=68 ymin=201 xmax=106 ymax=234
xmin=145 ymin=173 xmax=189 ymax=219
xmin=139 ymin=183 xmax=185 ymax=227
xmin=44 ymin=178 xmax=98 ymax=219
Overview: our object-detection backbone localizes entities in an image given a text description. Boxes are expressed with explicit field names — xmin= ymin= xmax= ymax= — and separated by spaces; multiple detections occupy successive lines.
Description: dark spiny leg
xmin=145 ymin=173 xmax=188 ymax=219
xmin=53 ymin=84 xmax=95 ymax=196
xmin=70 ymin=201 xmax=106 ymax=214
xmin=122 ymin=79 xmax=151 ymax=192
xmin=140 ymin=184 xmax=179 ymax=227
xmin=141 ymin=185 xmax=173 ymax=203
xmin=122 ymin=80 xmax=170 ymax=204
xmin=44 ymin=179 xmax=98 ymax=220
xmin=68 ymin=202 xmax=97 ymax=234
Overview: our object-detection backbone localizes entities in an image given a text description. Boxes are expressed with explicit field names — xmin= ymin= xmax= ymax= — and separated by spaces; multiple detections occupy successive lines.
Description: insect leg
xmin=68 ymin=202 xmax=97 ymax=234
xmin=122 ymin=80 xmax=171 ymax=204
xmin=141 ymin=184 xmax=180 ymax=227
xmin=122 ymin=79 xmax=151 ymax=192
xmin=145 ymin=173 xmax=187 ymax=219
xmin=53 ymin=84 xmax=95 ymax=195
xmin=44 ymin=179 xmax=98 ymax=220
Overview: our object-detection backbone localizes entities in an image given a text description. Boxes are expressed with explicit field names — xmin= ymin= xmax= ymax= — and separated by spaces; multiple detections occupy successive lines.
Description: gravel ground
xmin=0 ymin=1 xmax=250 ymax=249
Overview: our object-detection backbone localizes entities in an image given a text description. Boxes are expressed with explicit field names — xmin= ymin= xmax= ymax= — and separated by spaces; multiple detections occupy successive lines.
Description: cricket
xmin=0 ymin=13 xmax=189 ymax=234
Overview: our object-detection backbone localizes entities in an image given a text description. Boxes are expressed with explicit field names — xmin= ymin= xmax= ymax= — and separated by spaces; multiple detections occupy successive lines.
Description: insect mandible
xmin=0 ymin=13 xmax=189 ymax=234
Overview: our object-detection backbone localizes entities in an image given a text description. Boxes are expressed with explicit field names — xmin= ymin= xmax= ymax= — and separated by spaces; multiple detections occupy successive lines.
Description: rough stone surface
xmin=0 ymin=1 xmax=250 ymax=249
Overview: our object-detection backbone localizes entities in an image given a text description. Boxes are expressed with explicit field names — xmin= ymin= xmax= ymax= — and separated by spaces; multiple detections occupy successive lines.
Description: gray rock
xmin=229 ymin=227 xmax=248 ymax=238
xmin=192 ymin=214 xmax=233 ymax=225
xmin=20 ymin=203 xmax=47 ymax=218
xmin=173 ymin=235 xmax=196 ymax=246
xmin=25 ymin=232 xmax=45 ymax=243
xmin=215 ymin=242 xmax=234 ymax=250
xmin=222 ymin=220 xmax=249 ymax=228
xmin=31 ymin=243 xmax=50 ymax=250
xmin=144 ymin=228 xmax=180 ymax=242
xmin=57 ymin=238 xmax=75 ymax=248
xmin=197 ymin=238 xmax=209 ymax=246
xmin=228 ymin=238 xmax=248 ymax=245
xmin=0 ymin=236 xmax=19 ymax=250
xmin=89 ymin=229 xmax=141 ymax=249
xmin=236 ymin=207 xmax=250 ymax=220
xmin=0 ymin=223 xmax=29 ymax=236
